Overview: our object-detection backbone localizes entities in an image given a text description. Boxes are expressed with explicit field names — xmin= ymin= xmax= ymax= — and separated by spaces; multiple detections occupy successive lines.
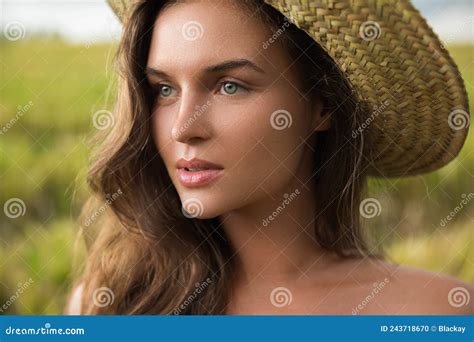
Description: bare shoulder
xmin=358 ymin=259 xmax=474 ymax=315
xmin=64 ymin=282 xmax=84 ymax=315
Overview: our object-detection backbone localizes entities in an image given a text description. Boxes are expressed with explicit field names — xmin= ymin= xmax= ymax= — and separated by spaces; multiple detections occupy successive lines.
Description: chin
xmin=178 ymin=192 xmax=225 ymax=220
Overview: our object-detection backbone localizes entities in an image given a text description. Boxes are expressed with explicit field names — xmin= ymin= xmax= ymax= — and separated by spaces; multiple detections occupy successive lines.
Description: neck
xmin=220 ymin=177 xmax=333 ymax=286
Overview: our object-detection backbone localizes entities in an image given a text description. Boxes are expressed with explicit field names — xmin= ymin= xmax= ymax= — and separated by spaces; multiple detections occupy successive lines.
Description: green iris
xmin=222 ymin=82 xmax=239 ymax=95
xmin=160 ymin=85 xmax=172 ymax=97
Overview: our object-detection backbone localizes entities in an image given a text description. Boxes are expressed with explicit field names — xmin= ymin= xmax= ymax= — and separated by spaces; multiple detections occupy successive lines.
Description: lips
xmin=175 ymin=158 xmax=224 ymax=170
xmin=176 ymin=158 xmax=224 ymax=188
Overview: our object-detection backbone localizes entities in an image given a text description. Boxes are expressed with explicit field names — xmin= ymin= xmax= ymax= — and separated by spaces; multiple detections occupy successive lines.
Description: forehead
xmin=147 ymin=0 xmax=279 ymax=70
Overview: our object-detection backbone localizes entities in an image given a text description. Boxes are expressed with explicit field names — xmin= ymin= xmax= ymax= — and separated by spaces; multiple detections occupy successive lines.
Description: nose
xmin=171 ymin=89 xmax=211 ymax=144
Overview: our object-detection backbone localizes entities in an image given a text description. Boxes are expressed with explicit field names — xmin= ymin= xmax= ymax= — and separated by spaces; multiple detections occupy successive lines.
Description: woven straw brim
xmin=107 ymin=0 xmax=470 ymax=178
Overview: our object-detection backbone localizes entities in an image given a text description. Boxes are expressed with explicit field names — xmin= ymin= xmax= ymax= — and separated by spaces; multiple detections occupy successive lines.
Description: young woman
xmin=66 ymin=0 xmax=473 ymax=315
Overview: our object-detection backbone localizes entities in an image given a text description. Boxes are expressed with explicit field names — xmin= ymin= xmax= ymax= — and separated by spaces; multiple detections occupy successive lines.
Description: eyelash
xmin=150 ymin=80 xmax=248 ymax=99
xmin=217 ymin=80 xmax=249 ymax=95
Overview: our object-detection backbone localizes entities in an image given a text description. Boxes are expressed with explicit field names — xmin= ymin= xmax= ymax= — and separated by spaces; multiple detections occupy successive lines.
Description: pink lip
xmin=177 ymin=168 xmax=224 ymax=188
xmin=175 ymin=158 xmax=224 ymax=188
xmin=176 ymin=158 xmax=224 ymax=170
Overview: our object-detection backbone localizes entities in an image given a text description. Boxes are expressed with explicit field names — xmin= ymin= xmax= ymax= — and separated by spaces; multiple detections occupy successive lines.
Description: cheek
xmin=151 ymin=111 xmax=180 ymax=185
xmin=151 ymin=110 xmax=173 ymax=156
xmin=216 ymin=91 xmax=312 ymax=196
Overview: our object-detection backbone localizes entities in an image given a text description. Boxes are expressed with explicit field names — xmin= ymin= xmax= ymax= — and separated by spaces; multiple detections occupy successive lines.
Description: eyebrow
xmin=145 ymin=58 xmax=266 ymax=78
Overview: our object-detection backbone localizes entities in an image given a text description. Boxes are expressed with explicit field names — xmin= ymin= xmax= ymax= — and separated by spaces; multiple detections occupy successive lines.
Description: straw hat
xmin=107 ymin=0 xmax=470 ymax=177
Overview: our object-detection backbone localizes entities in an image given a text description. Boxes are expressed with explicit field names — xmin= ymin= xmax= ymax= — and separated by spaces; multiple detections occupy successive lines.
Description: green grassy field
xmin=0 ymin=39 xmax=472 ymax=314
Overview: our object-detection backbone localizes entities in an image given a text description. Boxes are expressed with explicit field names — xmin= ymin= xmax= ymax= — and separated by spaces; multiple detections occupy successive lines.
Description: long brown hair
xmin=74 ymin=0 xmax=382 ymax=315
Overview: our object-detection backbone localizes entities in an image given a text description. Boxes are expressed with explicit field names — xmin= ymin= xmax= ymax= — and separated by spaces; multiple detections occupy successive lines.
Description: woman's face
xmin=148 ymin=0 xmax=328 ymax=219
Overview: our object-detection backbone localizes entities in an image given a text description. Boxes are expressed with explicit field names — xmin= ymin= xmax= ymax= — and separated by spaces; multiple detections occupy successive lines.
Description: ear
xmin=311 ymin=96 xmax=331 ymax=132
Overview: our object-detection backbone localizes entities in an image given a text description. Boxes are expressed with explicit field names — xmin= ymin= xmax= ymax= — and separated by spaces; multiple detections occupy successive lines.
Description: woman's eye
xmin=158 ymin=85 xmax=174 ymax=97
xmin=219 ymin=81 xmax=247 ymax=96
xmin=151 ymin=81 xmax=247 ymax=100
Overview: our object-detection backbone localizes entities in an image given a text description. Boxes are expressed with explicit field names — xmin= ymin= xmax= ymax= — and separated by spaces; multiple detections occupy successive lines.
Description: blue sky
xmin=0 ymin=0 xmax=472 ymax=44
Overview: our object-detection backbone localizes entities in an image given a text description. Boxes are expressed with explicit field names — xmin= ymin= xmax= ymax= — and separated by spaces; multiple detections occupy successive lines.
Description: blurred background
xmin=0 ymin=0 xmax=472 ymax=314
